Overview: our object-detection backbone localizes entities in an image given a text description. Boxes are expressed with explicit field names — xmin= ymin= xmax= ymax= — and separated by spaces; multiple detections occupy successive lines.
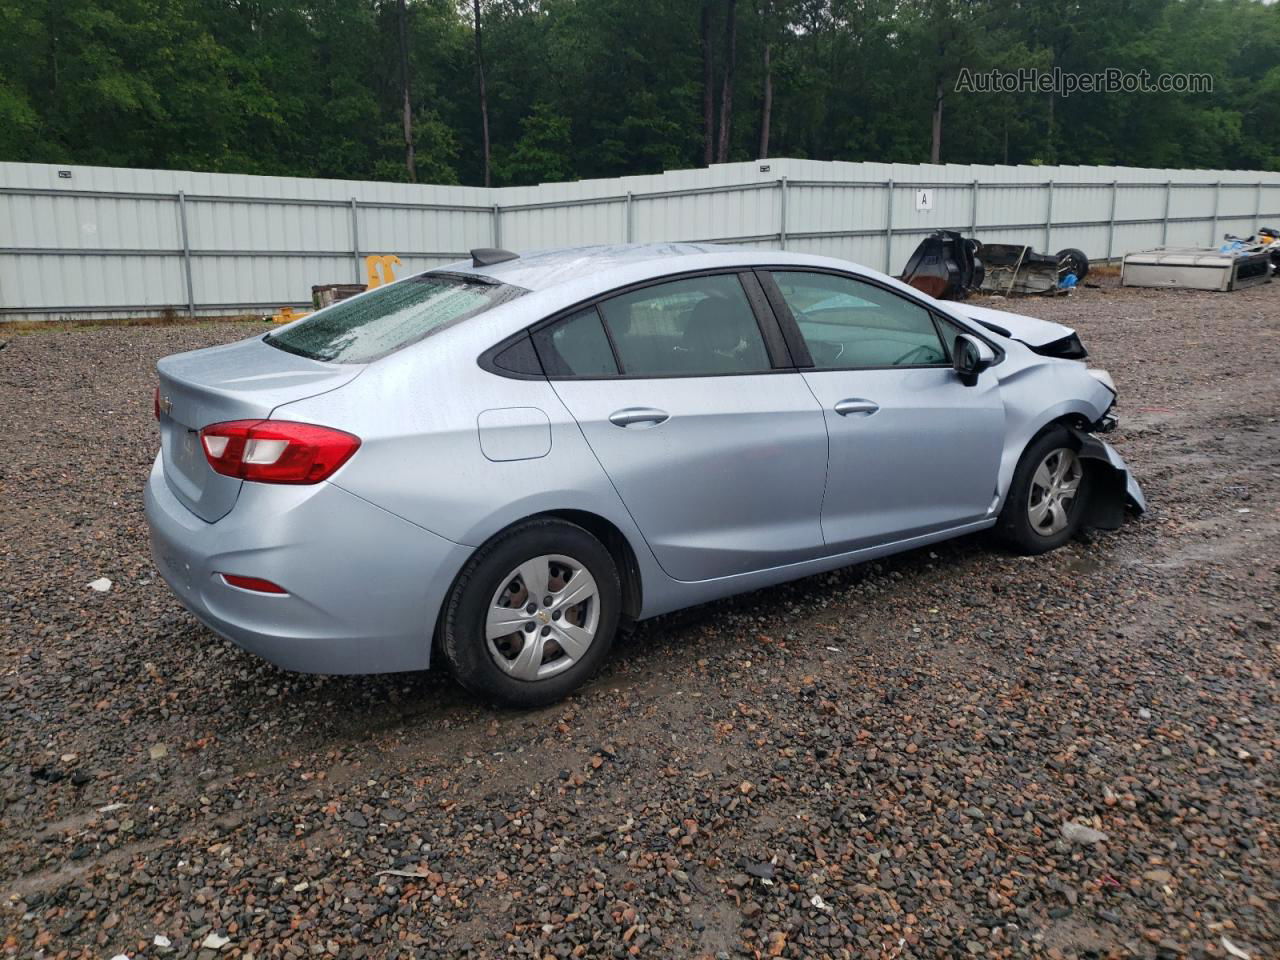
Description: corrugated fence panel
xmin=788 ymin=182 xmax=887 ymax=238
xmin=892 ymin=183 xmax=975 ymax=234
xmin=1045 ymin=225 xmax=1111 ymax=258
xmin=636 ymin=185 xmax=779 ymax=243
xmin=501 ymin=200 xmax=628 ymax=249
xmin=1112 ymin=222 xmax=1161 ymax=258
xmin=1115 ymin=184 xmax=1166 ymax=223
xmin=0 ymin=253 xmax=186 ymax=310
xmin=791 ymin=233 xmax=886 ymax=269
xmin=359 ymin=207 xmax=489 ymax=259
xmin=1044 ymin=185 xmax=1113 ymax=225
xmin=186 ymin=198 xmax=351 ymax=255
xmin=191 ymin=255 xmax=353 ymax=308
xmin=978 ymin=181 xmax=1049 ymax=231
xmin=4 ymin=159 xmax=1280 ymax=320
xmin=1170 ymin=184 xmax=1217 ymax=220
xmin=1165 ymin=220 xmax=1210 ymax=246
xmin=3 ymin=192 xmax=183 ymax=251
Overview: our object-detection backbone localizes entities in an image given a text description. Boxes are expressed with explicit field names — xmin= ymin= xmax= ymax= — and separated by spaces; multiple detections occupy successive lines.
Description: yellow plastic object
xmin=271 ymin=306 xmax=311 ymax=325
xmin=366 ymin=254 xmax=402 ymax=288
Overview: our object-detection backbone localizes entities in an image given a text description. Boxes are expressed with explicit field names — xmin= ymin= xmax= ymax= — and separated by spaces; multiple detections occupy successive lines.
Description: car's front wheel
xmin=440 ymin=518 xmax=620 ymax=707
xmin=997 ymin=426 xmax=1092 ymax=554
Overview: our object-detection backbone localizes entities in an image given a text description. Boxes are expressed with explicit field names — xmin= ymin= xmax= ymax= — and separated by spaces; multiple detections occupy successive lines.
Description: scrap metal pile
xmin=1121 ymin=229 xmax=1277 ymax=292
xmin=900 ymin=230 xmax=1089 ymax=300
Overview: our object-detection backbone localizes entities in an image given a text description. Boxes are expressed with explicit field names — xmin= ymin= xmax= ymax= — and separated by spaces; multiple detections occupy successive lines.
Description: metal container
xmin=1121 ymin=247 xmax=1271 ymax=291
xmin=312 ymin=283 xmax=367 ymax=309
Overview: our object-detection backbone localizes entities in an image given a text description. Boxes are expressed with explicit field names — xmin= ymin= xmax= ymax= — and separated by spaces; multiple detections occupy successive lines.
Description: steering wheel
xmin=892 ymin=344 xmax=941 ymax=366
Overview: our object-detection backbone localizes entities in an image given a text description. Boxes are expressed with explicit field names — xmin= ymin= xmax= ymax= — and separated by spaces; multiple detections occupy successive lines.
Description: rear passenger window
xmin=597 ymin=274 xmax=771 ymax=377
xmin=532 ymin=307 xmax=619 ymax=377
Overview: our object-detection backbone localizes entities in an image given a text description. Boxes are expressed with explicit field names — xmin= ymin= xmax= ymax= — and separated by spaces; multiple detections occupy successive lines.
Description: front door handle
xmin=834 ymin=398 xmax=880 ymax=417
xmin=609 ymin=407 xmax=670 ymax=428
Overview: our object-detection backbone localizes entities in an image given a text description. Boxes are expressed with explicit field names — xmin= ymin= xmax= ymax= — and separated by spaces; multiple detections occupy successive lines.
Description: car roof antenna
xmin=471 ymin=248 xmax=519 ymax=268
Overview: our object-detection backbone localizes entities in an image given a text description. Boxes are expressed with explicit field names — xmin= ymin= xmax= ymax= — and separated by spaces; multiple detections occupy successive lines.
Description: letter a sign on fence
xmin=915 ymin=189 xmax=933 ymax=211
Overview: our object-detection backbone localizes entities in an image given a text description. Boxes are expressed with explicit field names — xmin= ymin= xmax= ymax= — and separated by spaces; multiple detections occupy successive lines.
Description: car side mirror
xmin=953 ymin=334 xmax=995 ymax=386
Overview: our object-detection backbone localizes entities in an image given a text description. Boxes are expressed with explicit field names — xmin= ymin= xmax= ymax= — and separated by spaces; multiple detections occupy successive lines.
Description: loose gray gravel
xmin=1 ymin=278 xmax=1277 ymax=959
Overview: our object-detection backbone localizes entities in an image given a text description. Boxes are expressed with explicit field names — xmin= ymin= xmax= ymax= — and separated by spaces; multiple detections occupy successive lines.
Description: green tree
xmin=496 ymin=102 xmax=572 ymax=185
xmin=0 ymin=0 xmax=1276 ymax=182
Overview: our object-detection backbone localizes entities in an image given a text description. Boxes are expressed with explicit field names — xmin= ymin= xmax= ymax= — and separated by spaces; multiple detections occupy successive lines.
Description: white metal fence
xmin=3 ymin=158 xmax=1279 ymax=321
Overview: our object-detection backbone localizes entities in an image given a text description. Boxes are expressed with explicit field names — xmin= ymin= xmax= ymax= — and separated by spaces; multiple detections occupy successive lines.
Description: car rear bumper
xmin=144 ymin=454 xmax=470 ymax=674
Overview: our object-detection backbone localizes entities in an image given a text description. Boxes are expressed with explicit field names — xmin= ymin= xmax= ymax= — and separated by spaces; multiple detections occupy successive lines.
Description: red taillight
xmin=220 ymin=573 xmax=287 ymax=594
xmin=199 ymin=420 xmax=361 ymax=484
xmin=154 ymin=386 xmax=161 ymax=420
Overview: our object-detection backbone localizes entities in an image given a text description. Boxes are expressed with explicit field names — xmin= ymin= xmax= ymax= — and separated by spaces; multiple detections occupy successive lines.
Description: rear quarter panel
xmin=268 ymin=328 xmax=672 ymax=608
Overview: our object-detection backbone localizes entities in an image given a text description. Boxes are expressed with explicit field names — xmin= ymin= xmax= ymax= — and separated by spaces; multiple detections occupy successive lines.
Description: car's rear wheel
xmin=441 ymin=518 xmax=620 ymax=707
xmin=997 ymin=426 xmax=1091 ymax=554
xmin=1056 ymin=247 xmax=1090 ymax=281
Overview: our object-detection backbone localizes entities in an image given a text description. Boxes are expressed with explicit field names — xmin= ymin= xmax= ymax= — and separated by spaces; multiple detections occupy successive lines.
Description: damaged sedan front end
xmin=948 ymin=300 xmax=1145 ymax=530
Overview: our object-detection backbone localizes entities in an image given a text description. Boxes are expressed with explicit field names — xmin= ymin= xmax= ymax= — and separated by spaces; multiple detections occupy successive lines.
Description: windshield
xmin=266 ymin=273 xmax=525 ymax=363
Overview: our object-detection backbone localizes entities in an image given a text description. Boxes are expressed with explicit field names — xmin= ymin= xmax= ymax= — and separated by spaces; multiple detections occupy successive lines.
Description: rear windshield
xmin=266 ymin=273 xmax=524 ymax=363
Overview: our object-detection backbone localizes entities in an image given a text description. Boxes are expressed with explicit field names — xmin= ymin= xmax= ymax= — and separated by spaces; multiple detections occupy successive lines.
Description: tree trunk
xmin=397 ymin=0 xmax=415 ymax=182
xmin=758 ymin=41 xmax=772 ymax=159
xmin=701 ymin=2 xmax=715 ymax=166
xmin=716 ymin=0 xmax=737 ymax=164
xmin=1046 ymin=90 xmax=1055 ymax=161
xmin=473 ymin=0 xmax=491 ymax=188
xmin=930 ymin=78 xmax=943 ymax=164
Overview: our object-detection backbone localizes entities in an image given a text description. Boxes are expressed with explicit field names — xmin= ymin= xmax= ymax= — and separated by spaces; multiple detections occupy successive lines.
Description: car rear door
xmin=761 ymin=269 xmax=1005 ymax=551
xmin=535 ymin=271 xmax=829 ymax=583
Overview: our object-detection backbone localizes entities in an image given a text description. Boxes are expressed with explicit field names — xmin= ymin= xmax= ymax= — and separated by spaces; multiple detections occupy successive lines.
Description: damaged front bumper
xmin=1068 ymin=426 xmax=1147 ymax=528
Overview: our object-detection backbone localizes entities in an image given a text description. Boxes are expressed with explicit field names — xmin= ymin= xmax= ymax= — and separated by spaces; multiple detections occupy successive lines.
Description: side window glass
xmin=597 ymin=274 xmax=772 ymax=377
xmin=933 ymin=315 xmax=967 ymax=360
xmin=532 ymin=307 xmax=619 ymax=377
xmin=772 ymin=271 xmax=947 ymax=369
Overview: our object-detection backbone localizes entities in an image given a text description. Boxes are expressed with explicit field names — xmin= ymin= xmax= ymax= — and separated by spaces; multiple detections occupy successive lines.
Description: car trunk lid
xmin=156 ymin=335 xmax=363 ymax=522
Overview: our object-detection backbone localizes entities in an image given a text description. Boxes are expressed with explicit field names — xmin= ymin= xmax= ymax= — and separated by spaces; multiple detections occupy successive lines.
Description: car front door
xmin=534 ymin=271 xmax=829 ymax=582
xmin=763 ymin=269 xmax=1005 ymax=551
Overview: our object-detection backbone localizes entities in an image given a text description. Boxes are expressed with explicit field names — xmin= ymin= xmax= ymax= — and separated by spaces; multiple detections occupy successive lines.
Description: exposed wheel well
xmin=429 ymin=510 xmax=644 ymax=666
xmin=1043 ymin=412 xmax=1093 ymax=437
xmin=541 ymin=509 xmax=643 ymax=622
xmin=1019 ymin=415 xmax=1131 ymax=531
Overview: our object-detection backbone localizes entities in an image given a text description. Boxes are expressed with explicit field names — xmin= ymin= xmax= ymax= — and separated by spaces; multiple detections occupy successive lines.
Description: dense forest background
xmin=1 ymin=0 xmax=1277 ymax=187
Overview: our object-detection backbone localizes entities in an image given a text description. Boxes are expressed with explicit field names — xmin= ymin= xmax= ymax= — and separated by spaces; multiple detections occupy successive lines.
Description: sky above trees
xmin=1 ymin=0 xmax=1277 ymax=187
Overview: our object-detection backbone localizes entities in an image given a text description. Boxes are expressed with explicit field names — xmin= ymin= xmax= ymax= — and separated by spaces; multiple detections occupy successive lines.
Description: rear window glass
xmin=266 ymin=273 xmax=524 ymax=363
xmin=532 ymin=307 xmax=619 ymax=376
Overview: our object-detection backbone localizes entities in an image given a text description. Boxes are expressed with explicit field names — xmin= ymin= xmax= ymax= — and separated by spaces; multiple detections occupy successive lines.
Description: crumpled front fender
xmin=1067 ymin=427 xmax=1147 ymax=529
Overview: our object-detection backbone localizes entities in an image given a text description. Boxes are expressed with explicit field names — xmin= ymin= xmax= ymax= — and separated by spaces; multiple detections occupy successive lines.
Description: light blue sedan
xmin=145 ymin=244 xmax=1144 ymax=705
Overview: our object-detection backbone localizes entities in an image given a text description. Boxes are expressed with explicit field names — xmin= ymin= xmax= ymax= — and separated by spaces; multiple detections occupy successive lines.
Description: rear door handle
xmin=834 ymin=398 xmax=880 ymax=417
xmin=609 ymin=407 xmax=670 ymax=428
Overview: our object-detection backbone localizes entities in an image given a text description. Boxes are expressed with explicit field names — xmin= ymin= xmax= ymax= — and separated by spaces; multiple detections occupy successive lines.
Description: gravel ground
xmin=1 ymin=277 xmax=1276 ymax=960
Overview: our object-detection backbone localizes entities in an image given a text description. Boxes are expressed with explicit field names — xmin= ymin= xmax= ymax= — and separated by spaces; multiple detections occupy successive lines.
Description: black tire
xmin=996 ymin=426 xmax=1092 ymax=555
xmin=1056 ymin=247 xmax=1090 ymax=281
xmin=440 ymin=517 xmax=620 ymax=708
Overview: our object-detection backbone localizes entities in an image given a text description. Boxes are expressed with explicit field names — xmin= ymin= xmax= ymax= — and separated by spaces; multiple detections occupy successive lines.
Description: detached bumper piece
xmin=1067 ymin=427 xmax=1147 ymax=530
